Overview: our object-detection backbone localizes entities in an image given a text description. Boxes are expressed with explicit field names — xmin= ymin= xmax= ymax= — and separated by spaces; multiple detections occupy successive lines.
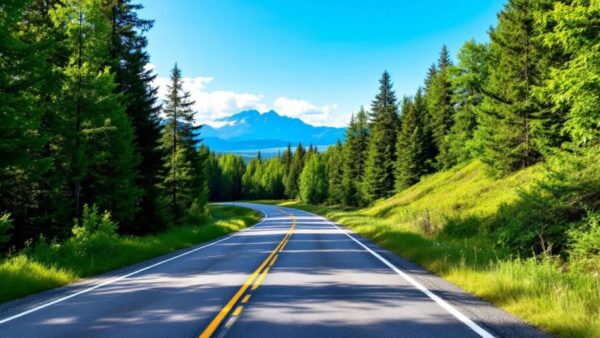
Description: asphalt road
xmin=0 ymin=203 xmax=548 ymax=338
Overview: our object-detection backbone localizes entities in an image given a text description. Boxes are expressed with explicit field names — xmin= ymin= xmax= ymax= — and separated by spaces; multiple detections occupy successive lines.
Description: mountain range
xmin=200 ymin=110 xmax=346 ymax=154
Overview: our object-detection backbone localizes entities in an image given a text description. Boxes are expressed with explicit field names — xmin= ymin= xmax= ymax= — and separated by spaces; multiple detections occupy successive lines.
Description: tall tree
xmin=109 ymin=0 xmax=166 ymax=232
xmin=160 ymin=63 xmax=205 ymax=218
xmin=299 ymin=155 xmax=328 ymax=204
xmin=341 ymin=108 xmax=370 ymax=206
xmin=476 ymin=0 xmax=551 ymax=175
xmin=363 ymin=71 xmax=399 ymax=202
xmin=51 ymin=0 xmax=140 ymax=226
xmin=326 ymin=140 xmax=344 ymax=205
xmin=395 ymin=94 xmax=427 ymax=191
xmin=427 ymin=45 xmax=456 ymax=168
xmin=444 ymin=40 xmax=490 ymax=165
xmin=540 ymin=0 xmax=600 ymax=148
xmin=284 ymin=143 xmax=306 ymax=198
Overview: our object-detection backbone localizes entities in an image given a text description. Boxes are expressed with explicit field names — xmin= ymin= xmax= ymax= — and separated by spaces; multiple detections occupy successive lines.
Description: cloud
xmin=152 ymin=69 xmax=347 ymax=127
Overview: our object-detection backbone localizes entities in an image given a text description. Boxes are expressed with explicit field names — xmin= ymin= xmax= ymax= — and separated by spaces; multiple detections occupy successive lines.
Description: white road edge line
xmin=0 ymin=205 xmax=271 ymax=325
xmin=323 ymin=217 xmax=495 ymax=338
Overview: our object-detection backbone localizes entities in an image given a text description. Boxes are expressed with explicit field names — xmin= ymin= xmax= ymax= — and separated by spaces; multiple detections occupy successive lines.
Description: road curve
xmin=0 ymin=203 xmax=547 ymax=338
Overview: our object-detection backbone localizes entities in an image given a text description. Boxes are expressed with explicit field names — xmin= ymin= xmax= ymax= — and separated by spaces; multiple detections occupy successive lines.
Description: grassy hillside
xmin=271 ymin=160 xmax=600 ymax=338
xmin=0 ymin=205 xmax=261 ymax=304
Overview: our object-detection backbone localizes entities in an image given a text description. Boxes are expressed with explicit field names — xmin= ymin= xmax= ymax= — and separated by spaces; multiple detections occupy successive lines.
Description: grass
xmin=0 ymin=204 xmax=262 ymax=304
xmin=261 ymin=160 xmax=600 ymax=338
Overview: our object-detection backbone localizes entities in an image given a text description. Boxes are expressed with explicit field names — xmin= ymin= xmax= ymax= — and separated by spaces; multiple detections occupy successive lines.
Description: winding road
xmin=0 ymin=203 xmax=547 ymax=338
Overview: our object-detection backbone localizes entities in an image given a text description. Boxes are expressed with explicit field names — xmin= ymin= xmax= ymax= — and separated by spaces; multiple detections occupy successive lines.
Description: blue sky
xmin=141 ymin=0 xmax=506 ymax=127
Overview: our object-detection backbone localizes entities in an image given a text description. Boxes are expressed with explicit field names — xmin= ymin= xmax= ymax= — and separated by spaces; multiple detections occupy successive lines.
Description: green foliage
xmin=363 ymin=71 xmax=399 ymax=202
xmin=0 ymin=205 xmax=260 ymax=303
xmin=568 ymin=212 xmax=600 ymax=273
xmin=0 ymin=213 xmax=13 ymax=251
xmin=284 ymin=143 xmax=306 ymax=198
xmin=427 ymin=45 xmax=455 ymax=168
xmin=395 ymin=94 xmax=427 ymax=191
xmin=540 ymin=0 xmax=600 ymax=147
xmin=341 ymin=108 xmax=369 ymax=206
xmin=445 ymin=40 xmax=489 ymax=164
xmin=299 ymin=155 xmax=328 ymax=204
xmin=326 ymin=140 xmax=344 ymax=204
xmin=68 ymin=205 xmax=117 ymax=257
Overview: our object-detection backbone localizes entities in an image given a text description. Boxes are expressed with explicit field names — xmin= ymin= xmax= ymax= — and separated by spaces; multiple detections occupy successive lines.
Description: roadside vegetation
xmin=265 ymin=154 xmax=600 ymax=338
xmin=0 ymin=205 xmax=261 ymax=304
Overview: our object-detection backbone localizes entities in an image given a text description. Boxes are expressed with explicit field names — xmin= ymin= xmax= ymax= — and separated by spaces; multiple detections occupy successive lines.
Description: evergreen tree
xmin=476 ymin=0 xmax=552 ymax=175
xmin=299 ymin=155 xmax=328 ymax=204
xmin=427 ymin=45 xmax=456 ymax=168
xmin=109 ymin=0 xmax=167 ymax=233
xmin=541 ymin=0 xmax=600 ymax=147
xmin=284 ymin=143 xmax=306 ymax=198
xmin=242 ymin=153 xmax=264 ymax=199
xmin=51 ymin=0 xmax=140 ymax=226
xmin=160 ymin=63 xmax=205 ymax=218
xmin=326 ymin=140 xmax=344 ymax=205
xmin=444 ymin=40 xmax=490 ymax=165
xmin=363 ymin=71 xmax=399 ymax=202
xmin=395 ymin=95 xmax=426 ymax=191
xmin=261 ymin=158 xmax=285 ymax=199
xmin=341 ymin=108 xmax=370 ymax=206
xmin=282 ymin=143 xmax=293 ymax=176
xmin=218 ymin=154 xmax=244 ymax=200
xmin=203 ymin=148 xmax=222 ymax=201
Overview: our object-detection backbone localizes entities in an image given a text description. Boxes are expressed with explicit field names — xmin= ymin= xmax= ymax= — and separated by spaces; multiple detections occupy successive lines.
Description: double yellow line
xmin=199 ymin=210 xmax=296 ymax=338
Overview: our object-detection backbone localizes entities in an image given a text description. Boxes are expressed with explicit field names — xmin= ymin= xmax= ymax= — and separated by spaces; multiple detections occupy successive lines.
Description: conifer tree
xmin=109 ymin=0 xmax=166 ymax=232
xmin=284 ymin=143 xmax=306 ymax=198
xmin=476 ymin=0 xmax=552 ymax=175
xmin=160 ymin=63 xmax=205 ymax=218
xmin=395 ymin=96 xmax=426 ymax=191
xmin=427 ymin=45 xmax=456 ymax=168
xmin=341 ymin=108 xmax=370 ymax=206
xmin=299 ymin=155 xmax=328 ymax=204
xmin=363 ymin=71 xmax=399 ymax=202
xmin=326 ymin=140 xmax=344 ymax=205
xmin=444 ymin=40 xmax=489 ymax=164
xmin=50 ymin=0 xmax=140 ymax=226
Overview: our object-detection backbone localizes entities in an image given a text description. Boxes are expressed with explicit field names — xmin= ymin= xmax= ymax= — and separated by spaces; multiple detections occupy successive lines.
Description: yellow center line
xmin=269 ymin=254 xmax=279 ymax=267
xmin=241 ymin=295 xmax=251 ymax=304
xmin=232 ymin=306 xmax=243 ymax=317
xmin=198 ymin=208 xmax=296 ymax=338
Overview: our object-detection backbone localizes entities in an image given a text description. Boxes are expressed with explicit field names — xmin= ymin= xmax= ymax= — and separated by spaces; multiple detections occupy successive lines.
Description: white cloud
xmin=152 ymin=71 xmax=348 ymax=127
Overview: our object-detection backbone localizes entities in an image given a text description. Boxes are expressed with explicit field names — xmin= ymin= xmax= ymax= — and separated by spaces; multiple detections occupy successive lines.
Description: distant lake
xmin=218 ymin=145 xmax=332 ymax=160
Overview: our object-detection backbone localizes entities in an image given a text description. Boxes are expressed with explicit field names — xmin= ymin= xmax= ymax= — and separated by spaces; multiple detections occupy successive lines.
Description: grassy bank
xmin=263 ymin=160 xmax=600 ymax=338
xmin=0 ymin=205 xmax=261 ymax=304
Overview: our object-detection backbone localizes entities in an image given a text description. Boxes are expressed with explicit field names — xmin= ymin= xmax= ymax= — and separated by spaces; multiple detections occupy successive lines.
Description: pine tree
xmin=203 ymin=148 xmax=222 ymax=201
xmin=541 ymin=0 xmax=600 ymax=148
xmin=109 ymin=0 xmax=167 ymax=233
xmin=363 ymin=71 xmax=399 ymax=202
xmin=50 ymin=0 xmax=140 ymax=226
xmin=326 ymin=140 xmax=344 ymax=205
xmin=341 ymin=108 xmax=370 ymax=206
xmin=427 ymin=45 xmax=456 ymax=168
xmin=444 ymin=40 xmax=489 ymax=165
xmin=476 ymin=0 xmax=552 ymax=175
xmin=299 ymin=155 xmax=328 ymax=204
xmin=284 ymin=143 xmax=306 ymax=198
xmin=395 ymin=96 xmax=426 ymax=191
xmin=218 ymin=154 xmax=244 ymax=200
xmin=160 ymin=63 xmax=205 ymax=218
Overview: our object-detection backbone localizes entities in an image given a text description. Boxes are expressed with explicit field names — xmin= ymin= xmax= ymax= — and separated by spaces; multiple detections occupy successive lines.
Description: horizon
xmin=141 ymin=0 xmax=506 ymax=127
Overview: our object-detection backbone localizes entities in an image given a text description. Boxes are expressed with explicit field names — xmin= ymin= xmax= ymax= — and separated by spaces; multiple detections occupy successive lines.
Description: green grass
xmin=262 ymin=160 xmax=600 ymax=338
xmin=0 ymin=205 xmax=261 ymax=304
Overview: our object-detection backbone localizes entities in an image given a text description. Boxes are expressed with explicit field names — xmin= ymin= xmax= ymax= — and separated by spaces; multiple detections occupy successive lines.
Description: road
xmin=0 ymin=203 xmax=547 ymax=338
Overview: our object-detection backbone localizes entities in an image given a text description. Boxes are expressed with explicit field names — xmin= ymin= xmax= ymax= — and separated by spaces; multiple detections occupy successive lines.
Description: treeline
xmin=0 ymin=0 xmax=209 ymax=251
xmin=211 ymin=0 xmax=599 ymax=210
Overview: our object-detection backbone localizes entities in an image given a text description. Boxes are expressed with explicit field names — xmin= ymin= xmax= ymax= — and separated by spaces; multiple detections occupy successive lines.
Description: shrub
xmin=67 ymin=204 xmax=118 ymax=257
xmin=568 ymin=212 xmax=600 ymax=273
xmin=0 ymin=213 xmax=13 ymax=252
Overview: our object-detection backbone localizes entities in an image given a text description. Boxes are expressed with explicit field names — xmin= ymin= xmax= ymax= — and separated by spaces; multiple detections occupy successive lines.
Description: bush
xmin=67 ymin=204 xmax=118 ymax=257
xmin=0 ymin=213 xmax=13 ymax=252
xmin=568 ymin=212 xmax=600 ymax=273
xmin=491 ymin=147 xmax=600 ymax=255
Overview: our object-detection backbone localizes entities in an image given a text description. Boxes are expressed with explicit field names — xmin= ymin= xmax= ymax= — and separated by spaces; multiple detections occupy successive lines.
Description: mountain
xmin=200 ymin=110 xmax=346 ymax=154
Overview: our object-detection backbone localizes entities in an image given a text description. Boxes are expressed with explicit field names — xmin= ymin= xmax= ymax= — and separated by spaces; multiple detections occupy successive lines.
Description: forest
xmin=1 ymin=0 xmax=599 ymax=285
